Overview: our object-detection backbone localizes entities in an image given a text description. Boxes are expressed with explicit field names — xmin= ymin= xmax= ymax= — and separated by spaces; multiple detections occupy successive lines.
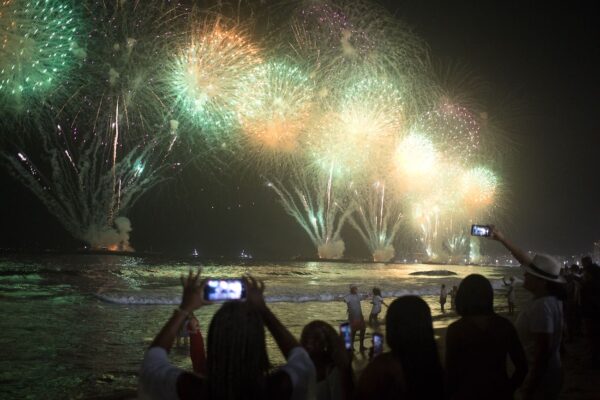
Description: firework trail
xmin=267 ymin=163 xmax=354 ymax=259
xmin=0 ymin=0 xmax=85 ymax=118
xmin=349 ymin=181 xmax=403 ymax=262
xmin=3 ymin=122 xmax=169 ymax=249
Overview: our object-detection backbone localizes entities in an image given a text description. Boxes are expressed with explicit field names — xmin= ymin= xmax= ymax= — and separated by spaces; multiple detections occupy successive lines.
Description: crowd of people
xmin=138 ymin=227 xmax=600 ymax=400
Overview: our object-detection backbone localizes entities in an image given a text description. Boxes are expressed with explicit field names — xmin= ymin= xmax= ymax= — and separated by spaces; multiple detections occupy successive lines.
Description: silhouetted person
xmin=564 ymin=264 xmax=582 ymax=342
xmin=580 ymin=256 xmax=600 ymax=368
xmin=446 ymin=274 xmax=528 ymax=399
xmin=139 ymin=272 xmax=316 ymax=400
xmin=502 ymin=276 xmax=516 ymax=314
xmin=440 ymin=284 xmax=448 ymax=313
xmin=369 ymin=287 xmax=387 ymax=327
xmin=489 ymin=228 xmax=566 ymax=400
xmin=301 ymin=320 xmax=354 ymax=400
xmin=343 ymin=284 xmax=366 ymax=351
xmin=355 ymin=296 xmax=444 ymax=399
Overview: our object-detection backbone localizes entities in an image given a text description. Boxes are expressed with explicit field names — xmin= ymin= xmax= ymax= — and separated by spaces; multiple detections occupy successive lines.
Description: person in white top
xmin=368 ymin=287 xmax=388 ymax=327
xmin=138 ymin=272 xmax=316 ymax=400
xmin=488 ymin=227 xmax=566 ymax=400
xmin=343 ymin=284 xmax=366 ymax=351
xmin=502 ymin=276 xmax=516 ymax=314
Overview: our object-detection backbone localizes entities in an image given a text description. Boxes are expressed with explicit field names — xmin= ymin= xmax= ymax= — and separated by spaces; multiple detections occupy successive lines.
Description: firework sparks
xmin=308 ymin=73 xmax=405 ymax=179
xmin=349 ymin=181 xmax=403 ymax=262
xmin=0 ymin=0 xmax=84 ymax=115
xmin=3 ymin=121 xmax=170 ymax=250
xmin=267 ymin=163 xmax=354 ymax=259
xmin=237 ymin=60 xmax=315 ymax=159
xmin=460 ymin=166 xmax=498 ymax=209
xmin=169 ymin=15 xmax=262 ymax=139
xmin=411 ymin=102 xmax=481 ymax=165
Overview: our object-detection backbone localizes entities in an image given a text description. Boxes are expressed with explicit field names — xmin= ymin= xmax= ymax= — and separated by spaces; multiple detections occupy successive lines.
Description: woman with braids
xmin=355 ymin=296 xmax=444 ymax=399
xmin=138 ymin=271 xmax=315 ymax=400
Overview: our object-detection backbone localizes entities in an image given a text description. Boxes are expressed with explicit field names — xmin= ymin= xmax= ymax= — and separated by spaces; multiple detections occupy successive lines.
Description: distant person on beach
xmin=355 ymin=296 xmax=444 ymax=399
xmin=176 ymin=316 xmax=190 ymax=348
xmin=580 ymin=256 xmax=600 ymax=368
xmin=449 ymin=285 xmax=458 ymax=311
xmin=440 ymin=284 xmax=448 ymax=313
xmin=139 ymin=272 xmax=316 ymax=400
xmin=502 ymin=276 xmax=516 ymax=314
xmin=564 ymin=264 xmax=582 ymax=342
xmin=489 ymin=227 xmax=566 ymax=400
xmin=301 ymin=320 xmax=354 ymax=400
xmin=343 ymin=284 xmax=366 ymax=351
xmin=446 ymin=274 xmax=528 ymax=399
xmin=369 ymin=287 xmax=387 ymax=327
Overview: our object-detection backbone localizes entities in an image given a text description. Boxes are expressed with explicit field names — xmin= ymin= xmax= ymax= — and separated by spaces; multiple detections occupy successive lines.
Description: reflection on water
xmin=0 ymin=254 xmax=523 ymax=399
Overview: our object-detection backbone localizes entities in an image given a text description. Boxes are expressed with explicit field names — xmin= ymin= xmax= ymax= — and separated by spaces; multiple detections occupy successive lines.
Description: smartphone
xmin=471 ymin=224 xmax=491 ymax=237
xmin=203 ymin=279 xmax=246 ymax=302
xmin=339 ymin=322 xmax=352 ymax=350
xmin=372 ymin=333 xmax=384 ymax=356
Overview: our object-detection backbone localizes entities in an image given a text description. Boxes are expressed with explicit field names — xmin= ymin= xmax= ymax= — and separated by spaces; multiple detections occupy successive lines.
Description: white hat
xmin=524 ymin=253 xmax=565 ymax=283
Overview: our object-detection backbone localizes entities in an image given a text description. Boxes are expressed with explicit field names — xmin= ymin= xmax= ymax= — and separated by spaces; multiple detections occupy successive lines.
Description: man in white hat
xmin=489 ymin=227 xmax=565 ymax=400
xmin=343 ymin=284 xmax=366 ymax=351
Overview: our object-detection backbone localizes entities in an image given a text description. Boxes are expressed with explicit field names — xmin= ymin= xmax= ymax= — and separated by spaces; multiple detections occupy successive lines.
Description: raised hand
xmin=244 ymin=275 xmax=267 ymax=311
xmin=180 ymin=269 xmax=211 ymax=313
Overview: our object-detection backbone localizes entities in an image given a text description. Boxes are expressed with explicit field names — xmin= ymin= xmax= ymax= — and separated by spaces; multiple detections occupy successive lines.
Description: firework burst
xmin=0 ymin=0 xmax=84 ymax=116
xmin=236 ymin=60 xmax=315 ymax=165
xmin=308 ymin=73 xmax=405 ymax=179
xmin=168 ymin=15 xmax=262 ymax=141
xmin=411 ymin=102 xmax=481 ymax=165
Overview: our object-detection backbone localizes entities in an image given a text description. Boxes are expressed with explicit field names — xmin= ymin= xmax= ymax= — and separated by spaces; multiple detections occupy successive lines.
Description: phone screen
xmin=471 ymin=224 xmax=490 ymax=237
xmin=340 ymin=322 xmax=352 ymax=350
xmin=203 ymin=279 xmax=246 ymax=301
xmin=372 ymin=333 xmax=384 ymax=356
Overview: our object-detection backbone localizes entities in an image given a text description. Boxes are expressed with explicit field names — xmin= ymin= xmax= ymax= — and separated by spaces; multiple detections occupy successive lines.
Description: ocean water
xmin=0 ymin=254 xmax=524 ymax=399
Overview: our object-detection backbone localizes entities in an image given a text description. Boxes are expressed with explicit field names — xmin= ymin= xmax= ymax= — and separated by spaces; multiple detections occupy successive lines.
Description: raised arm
xmin=245 ymin=276 xmax=299 ymax=357
xmin=490 ymin=227 xmax=533 ymax=266
xmin=150 ymin=270 xmax=210 ymax=351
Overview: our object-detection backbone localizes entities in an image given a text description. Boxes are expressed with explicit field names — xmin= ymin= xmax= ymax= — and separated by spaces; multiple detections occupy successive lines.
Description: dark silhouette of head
xmin=582 ymin=256 xmax=593 ymax=268
xmin=373 ymin=287 xmax=382 ymax=296
xmin=386 ymin=296 xmax=443 ymax=397
xmin=206 ymin=301 xmax=270 ymax=399
xmin=456 ymin=274 xmax=494 ymax=316
xmin=300 ymin=320 xmax=339 ymax=368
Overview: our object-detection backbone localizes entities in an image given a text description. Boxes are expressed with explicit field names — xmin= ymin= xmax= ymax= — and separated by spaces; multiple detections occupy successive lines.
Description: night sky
xmin=1 ymin=1 xmax=598 ymax=258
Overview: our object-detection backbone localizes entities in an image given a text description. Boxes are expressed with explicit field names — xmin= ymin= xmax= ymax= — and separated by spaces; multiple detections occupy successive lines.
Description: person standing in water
xmin=440 ymin=284 xmax=448 ymax=313
xmin=503 ymin=276 xmax=516 ymax=314
xmin=369 ymin=287 xmax=388 ymax=328
xmin=344 ymin=284 xmax=367 ymax=351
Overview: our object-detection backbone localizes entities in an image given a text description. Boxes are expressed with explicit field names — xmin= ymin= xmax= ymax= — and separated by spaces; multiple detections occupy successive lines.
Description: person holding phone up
xmin=138 ymin=271 xmax=316 ymax=400
xmin=488 ymin=227 xmax=566 ymax=400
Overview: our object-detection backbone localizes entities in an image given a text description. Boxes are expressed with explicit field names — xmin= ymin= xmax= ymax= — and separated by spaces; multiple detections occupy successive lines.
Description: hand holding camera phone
xmin=372 ymin=332 xmax=384 ymax=357
xmin=203 ymin=279 xmax=246 ymax=302
xmin=339 ymin=322 xmax=352 ymax=350
xmin=470 ymin=224 xmax=492 ymax=237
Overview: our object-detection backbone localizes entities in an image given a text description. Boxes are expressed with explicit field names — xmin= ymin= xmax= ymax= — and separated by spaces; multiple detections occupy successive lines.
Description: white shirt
xmin=138 ymin=346 xmax=316 ymax=400
xmin=515 ymin=295 xmax=563 ymax=394
xmin=371 ymin=295 xmax=384 ymax=315
xmin=343 ymin=293 xmax=363 ymax=321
